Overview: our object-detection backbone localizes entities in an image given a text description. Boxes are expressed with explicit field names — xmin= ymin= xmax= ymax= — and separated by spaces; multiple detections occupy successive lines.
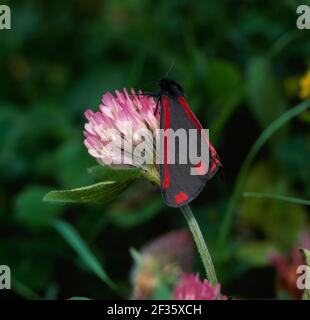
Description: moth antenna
xmin=164 ymin=58 xmax=176 ymax=78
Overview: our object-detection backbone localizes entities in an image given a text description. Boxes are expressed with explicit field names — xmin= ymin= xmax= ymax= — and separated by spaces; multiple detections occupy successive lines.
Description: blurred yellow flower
xmin=300 ymin=70 xmax=310 ymax=99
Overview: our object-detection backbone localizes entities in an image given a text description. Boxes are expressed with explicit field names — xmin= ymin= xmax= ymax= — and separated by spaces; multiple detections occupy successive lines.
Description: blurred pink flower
xmin=268 ymin=231 xmax=310 ymax=299
xmin=84 ymin=89 xmax=159 ymax=168
xmin=173 ymin=273 xmax=227 ymax=300
xmin=269 ymin=249 xmax=303 ymax=298
xmin=140 ymin=229 xmax=194 ymax=270
xmin=132 ymin=229 xmax=194 ymax=300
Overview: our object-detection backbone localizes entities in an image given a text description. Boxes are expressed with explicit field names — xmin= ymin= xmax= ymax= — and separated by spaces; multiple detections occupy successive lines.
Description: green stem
xmin=180 ymin=204 xmax=218 ymax=286
xmin=144 ymin=166 xmax=218 ymax=285
xmin=268 ymin=30 xmax=300 ymax=59
xmin=243 ymin=192 xmax=310 ymax=206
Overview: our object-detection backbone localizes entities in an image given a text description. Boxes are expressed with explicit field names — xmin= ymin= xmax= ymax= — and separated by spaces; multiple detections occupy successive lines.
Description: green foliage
xmin=236 ymin=241 xmax=274 ymax=268
xmin=45 ymin=139 xmax=94 ymax=189
xmin=1 ymin=0 xmax=309 ymax=300
xmin=15 ymin=186 xmax=63 ymax=228
xmin=53 ymin=219 xmax=116 ymax=290
xmin=206 ymin=59 xmax=244 ymax=136
xmin=246 ymin=57 xmax=288 ymax=130
xmin=107 ymin=182 xmax=163 ymax=228
xmin=240 ymin=162 xmax=307 ymax=248
xmin=218 ymin=100 xmax=310 ymax=249
xmin=43 ymin=167 xmax=141 ymax=204
xmin=205 ymin=59 xmax=243 ymax=103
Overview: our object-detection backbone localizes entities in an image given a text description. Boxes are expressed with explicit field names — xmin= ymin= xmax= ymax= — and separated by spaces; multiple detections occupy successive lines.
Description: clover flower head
xmin=173 ymin=273 xmax=227 ymax=300
xmin=84 ymin=89 xmax=159 ymax=169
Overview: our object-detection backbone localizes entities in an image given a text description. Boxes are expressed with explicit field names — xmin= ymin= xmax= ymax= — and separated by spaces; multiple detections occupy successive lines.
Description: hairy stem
xmin=180 ymin=204 xmax=218 ymax=286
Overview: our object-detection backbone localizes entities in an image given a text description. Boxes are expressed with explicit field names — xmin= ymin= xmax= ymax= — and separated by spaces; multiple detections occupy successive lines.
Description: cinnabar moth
xmin=153 ymin=78 xmax=222 ymax=207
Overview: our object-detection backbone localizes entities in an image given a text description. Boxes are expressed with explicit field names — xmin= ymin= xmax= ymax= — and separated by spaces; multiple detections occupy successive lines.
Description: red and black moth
xmin=151 ymin=78 xmax=222 ymax=208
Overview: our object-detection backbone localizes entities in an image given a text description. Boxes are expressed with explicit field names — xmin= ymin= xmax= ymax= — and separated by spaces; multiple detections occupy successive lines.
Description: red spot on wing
xmin=162 ymin=96 xmax=170 ymax=189
xmin=175 ymin=191 xmax=189 ymax=205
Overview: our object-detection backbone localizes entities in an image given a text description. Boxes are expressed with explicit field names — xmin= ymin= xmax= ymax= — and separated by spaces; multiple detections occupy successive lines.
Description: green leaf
xmin=245 ymin=57 xmax=288 ymax=143
xmin=41 ymin=139 xmax=94 ymax=189
xmin=205 ymin=59 xmax=244 ymax=137
xmin=243 ymin=192 xmax=310 ymax=206
xmin=43 ymin=181 xmax=125 ymax=204
xmin=68 ymin=296 xmax=91 ymax=300
xmin=43 ymin=167 xmax=142 ymax=205
xmin=129 ymin=247 xmax=143 ymax=265
xmin=15 ymin=186 xmax=63 ymax=228
xmin=300 ymin=249 xmax=310 ymax=300
xmin=52 ymin=219 xmax=116 ymax=290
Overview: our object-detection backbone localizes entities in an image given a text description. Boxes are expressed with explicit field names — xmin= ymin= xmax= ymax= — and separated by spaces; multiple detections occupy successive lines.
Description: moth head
xmin=159 ymin=78 xmax=184 ymax=97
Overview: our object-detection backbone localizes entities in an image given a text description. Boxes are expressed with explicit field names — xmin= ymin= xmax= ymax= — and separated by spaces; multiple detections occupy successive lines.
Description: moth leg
xmin=130 ymin=92 xmax=159 ymax=97
xmin=154 ymin=97 xmax=161 ymax=116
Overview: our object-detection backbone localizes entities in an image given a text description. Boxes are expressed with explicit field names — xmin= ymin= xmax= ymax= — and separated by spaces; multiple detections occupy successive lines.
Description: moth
xmin=152 ymin=78 xmax=222 ymax=207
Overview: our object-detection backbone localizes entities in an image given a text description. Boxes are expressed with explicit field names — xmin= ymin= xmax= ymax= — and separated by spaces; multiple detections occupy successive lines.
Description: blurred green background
xmin=0 ymin=0 xmax=309 ymax=299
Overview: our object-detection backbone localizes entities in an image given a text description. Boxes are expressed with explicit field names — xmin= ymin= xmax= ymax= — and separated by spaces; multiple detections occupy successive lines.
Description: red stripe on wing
xmin=178 ymin=96 xmax=221 ymax=175
xmin=209 ymin=160 xmax=217 ymax=173
xmin=162 ymin=96 xmax=170 ymax=189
